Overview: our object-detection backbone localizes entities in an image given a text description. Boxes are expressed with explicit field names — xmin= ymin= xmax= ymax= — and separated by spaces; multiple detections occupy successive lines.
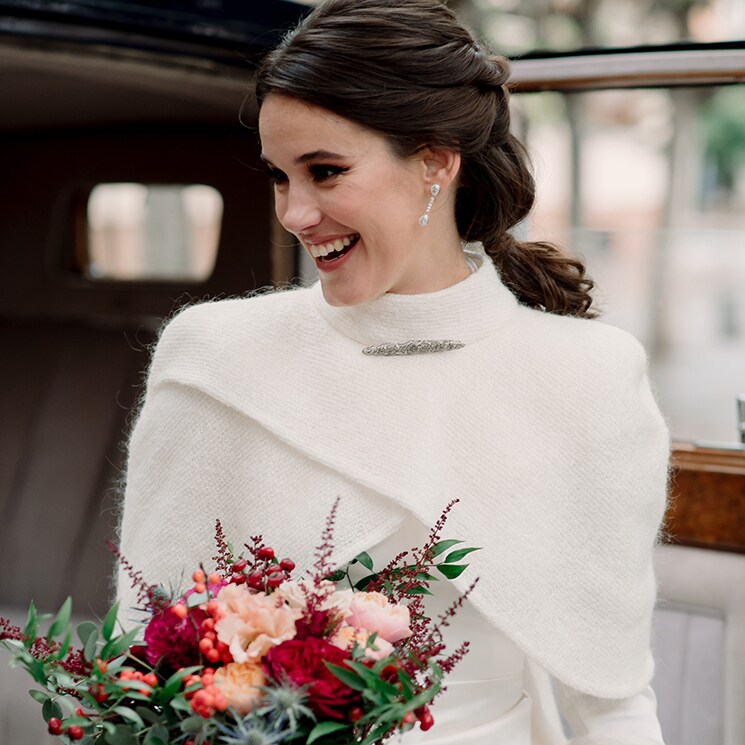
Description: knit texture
xmin=117 ymin=256 xmax=669 ymax=699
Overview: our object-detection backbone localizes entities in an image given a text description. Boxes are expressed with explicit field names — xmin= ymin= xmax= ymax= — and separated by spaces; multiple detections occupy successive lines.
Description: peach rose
xmin=330 ymin=626 xmax=394 ymax=661
xmin=346 ymin=592 xmax=412 ymax=644
xmin=215 ymin=584 xmax=300 ymax=663
xmin=277 ymin=579 xmax=354 ymax=618
xmin=213 ymin=661 xmax=265 ymax=715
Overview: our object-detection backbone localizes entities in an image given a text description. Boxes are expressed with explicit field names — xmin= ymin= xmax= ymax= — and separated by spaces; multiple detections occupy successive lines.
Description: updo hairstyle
xmin=256 ymin=0 xmax=596 ymax=318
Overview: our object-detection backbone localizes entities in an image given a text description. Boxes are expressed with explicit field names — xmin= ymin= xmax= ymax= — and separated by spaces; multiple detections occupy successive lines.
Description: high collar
xmin=311 ymin=250 xmax=519 ymax=348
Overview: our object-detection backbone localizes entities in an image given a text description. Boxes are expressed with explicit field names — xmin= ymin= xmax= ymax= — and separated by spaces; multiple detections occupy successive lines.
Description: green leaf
xmin=443 ymin=546 xmax=481 ymax=563
xmin=112 ymin=706 xmax=145 ymax=729
xmin=430 ymin=539 xmax=462 ymax=557
xmin=161 ymin=665 xmax=201 ymax=699
xmin=47 ymin=597 xmax=72 ymax=640
xmin=83 ymin=627 xmax=99 ymax=661
xmin=42 ymin=698 xmax=63 ymax=722
xmin=404 ymin=586 xmax=433 ymax=596
xmin=354 ymin=551 xmax=374 ymax=571
xmin=29 ymin=689 xmax=50 ymax=704
xmin=104 ymin=725 xmax=138 ymax=745
xmin=135 ymin=706 xmax=163 ymax=725
xmin=23 ymin=601 xmax=38 ymax=647
xmin=77 ymin=621 xmax=98 ymax=648
xmin=324 ymin=569 xmax=347 ymax=583
xmin=354 ymin=574 xmax=378 ymax=591
xmin=306 ymin=721 xmax=349 ymax=744
xmin=53 ymin=630 xmax=72 ymax=661
xmin=396 ymin=669 xmax=414 ymax=701
xmin=186 ymin=591 xmax=208 ymax=608
xmin=323 ymin=662 xmax=368 ymax=692
xmin=143 ymin=727 xmax=169 ymax=745
xmin=436 ymin=563 xmax=470 ymax=579
xmin=101 ymin=627 xmax=139 ymax=660
xmin=102 ymin=603 xmax=120 ymax=642
xmin=360 ymin=723 xmax=390 ymax=745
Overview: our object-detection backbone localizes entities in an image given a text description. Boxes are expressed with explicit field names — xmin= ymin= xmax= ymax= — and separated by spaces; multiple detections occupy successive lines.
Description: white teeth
xmin=307 ymin=234 xmax=358 ymax=258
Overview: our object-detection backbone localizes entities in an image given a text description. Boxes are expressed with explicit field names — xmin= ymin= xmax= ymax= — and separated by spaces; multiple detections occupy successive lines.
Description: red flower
xmin=264 ymin=637 xmax=361 ymax=719
xmin=144 ymin=606 xmax=205 ymax=670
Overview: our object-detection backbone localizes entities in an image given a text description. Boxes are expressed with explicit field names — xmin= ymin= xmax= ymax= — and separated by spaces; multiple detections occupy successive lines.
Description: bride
xmin=117 ymin=1 xmax=670 ymax=743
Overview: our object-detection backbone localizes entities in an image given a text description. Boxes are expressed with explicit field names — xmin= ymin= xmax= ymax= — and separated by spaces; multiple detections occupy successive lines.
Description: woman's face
xmin=258 ymin=95 xmax=465 ymax=307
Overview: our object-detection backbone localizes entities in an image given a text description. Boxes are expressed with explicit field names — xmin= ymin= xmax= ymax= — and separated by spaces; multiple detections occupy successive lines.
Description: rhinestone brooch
xmin=362 ymin=339 xmax=465 ymax=356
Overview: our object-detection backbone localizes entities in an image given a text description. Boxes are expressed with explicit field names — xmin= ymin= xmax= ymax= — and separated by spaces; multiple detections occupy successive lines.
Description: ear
xmin=419 ymin=147 xmax=461 ymax=192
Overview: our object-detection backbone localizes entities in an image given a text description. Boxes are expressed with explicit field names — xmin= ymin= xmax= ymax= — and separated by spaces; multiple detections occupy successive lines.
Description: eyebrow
xmin=260 ymin=150 xmax=348 ymax=166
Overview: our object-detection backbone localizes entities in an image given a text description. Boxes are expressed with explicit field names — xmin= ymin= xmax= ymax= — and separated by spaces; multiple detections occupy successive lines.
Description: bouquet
xmin=1 ymin=500 xmax=479 ymax=745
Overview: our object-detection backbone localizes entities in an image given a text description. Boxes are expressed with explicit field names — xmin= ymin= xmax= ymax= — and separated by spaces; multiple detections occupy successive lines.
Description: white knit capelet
xmin=118 ymin=256 xmax=669 ymax=699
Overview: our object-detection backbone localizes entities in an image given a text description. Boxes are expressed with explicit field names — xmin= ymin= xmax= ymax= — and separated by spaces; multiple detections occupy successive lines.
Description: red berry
xmin=199 ymin=638 xmax=214 ymax=654
xmin=68 ymin=725 xmax=84 ymax=740
xmin=193 ymin=582 xmax=207 ymax=594
xmin=47 ymin=718 xmax=62 ymax=735
xmin=247 ymin=570 xmax=264 ymax=589
xmin=267 ymin=573 xmax=284 ymax=588
xmin=232 ymin=558 xmax=248 ymax=572
xmin=279 ymin=558 xmax=296 ymax=572
xmin=171 ymin=604 xmax=188 ymax=619
xmin=400 ymin=712 xmax=416 ymax=727
xmin=231 ymin=572 xmax=246 ymax=585
xmin=266 ymin=564 xmax=283 ymax=574
xmin=349 ymin=706 xmax=363 ymax=722
xmin=257 ymin=546 xmax=275 ymax=561
xmin=419 ymin=708 xmax=435 ymax=731
xmin=192 ymin=569 xmax=206 ymax=583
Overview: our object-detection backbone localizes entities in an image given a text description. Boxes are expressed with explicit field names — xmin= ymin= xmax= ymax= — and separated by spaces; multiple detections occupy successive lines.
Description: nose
xmin=276 ymin=184 xmax=322 ymax=236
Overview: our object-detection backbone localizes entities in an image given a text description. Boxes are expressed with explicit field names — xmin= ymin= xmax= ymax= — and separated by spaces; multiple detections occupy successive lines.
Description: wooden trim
xmin=510 ymin=48 xmax=745 ymax=92
xmin=665 ymin=443 xmax=745 ymax=553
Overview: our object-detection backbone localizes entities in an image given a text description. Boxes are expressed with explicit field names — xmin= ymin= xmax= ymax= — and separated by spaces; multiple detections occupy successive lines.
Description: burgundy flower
xmin=143 ymin=606 xmax=205 ymax=669
xmin=264 ymin=637 xmax=361 ymax=719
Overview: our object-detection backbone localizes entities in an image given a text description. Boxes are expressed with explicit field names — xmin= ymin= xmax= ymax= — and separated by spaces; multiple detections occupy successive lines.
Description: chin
xmin=320 ymin=281 xmax=372 ymax=308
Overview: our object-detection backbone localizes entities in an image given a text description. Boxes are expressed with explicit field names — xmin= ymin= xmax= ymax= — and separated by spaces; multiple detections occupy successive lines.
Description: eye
xmin=309 ymin=164 xmax=347 ymax=182
xmin=264 ymin=166 xmax=288 ymax=185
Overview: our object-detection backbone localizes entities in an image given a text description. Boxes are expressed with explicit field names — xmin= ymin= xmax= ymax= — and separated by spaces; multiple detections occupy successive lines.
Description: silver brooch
xmin=362 ymin=339 xmax=465 ymax=356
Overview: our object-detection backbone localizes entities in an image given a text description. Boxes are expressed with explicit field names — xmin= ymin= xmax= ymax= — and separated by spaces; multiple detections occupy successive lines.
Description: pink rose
xmin=346 ymin=592 xmax=412 ymax=644
xmin=330 ymin=626 xmax=394 ymax=661
xmin=213 ymin=661 xmax=265 ymax=715
xmin=215 ymin=584 xmax=300 ymax=663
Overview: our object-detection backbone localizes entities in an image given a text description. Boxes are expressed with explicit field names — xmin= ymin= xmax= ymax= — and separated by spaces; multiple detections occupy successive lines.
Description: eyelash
xmin=264 ymin=164 xmax=347 ymax=185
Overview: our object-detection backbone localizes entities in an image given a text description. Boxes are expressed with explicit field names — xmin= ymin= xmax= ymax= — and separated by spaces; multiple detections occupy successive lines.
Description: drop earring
xmin=418 ymin=184 xmax=440 ymax=226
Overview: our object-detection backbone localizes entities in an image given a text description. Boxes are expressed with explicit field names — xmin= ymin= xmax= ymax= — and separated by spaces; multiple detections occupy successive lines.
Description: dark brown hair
xmin=256 ymin=0 xmax=596 ymax=317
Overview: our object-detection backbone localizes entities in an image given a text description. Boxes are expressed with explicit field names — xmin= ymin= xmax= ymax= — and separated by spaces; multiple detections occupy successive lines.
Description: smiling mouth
xmin=307 ymin=233 xmax=360 ymax=262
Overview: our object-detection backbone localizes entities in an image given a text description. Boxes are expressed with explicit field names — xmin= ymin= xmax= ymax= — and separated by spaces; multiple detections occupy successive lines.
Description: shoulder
xmin=515 ymin=304 xmax=649 ymax=384
xmin=147 ymin=285 xmax=312 ymax=383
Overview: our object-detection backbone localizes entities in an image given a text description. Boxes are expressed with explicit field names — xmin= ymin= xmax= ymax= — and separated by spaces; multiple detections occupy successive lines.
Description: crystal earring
xmin=418 ymin=184 xmax=441 ymax=226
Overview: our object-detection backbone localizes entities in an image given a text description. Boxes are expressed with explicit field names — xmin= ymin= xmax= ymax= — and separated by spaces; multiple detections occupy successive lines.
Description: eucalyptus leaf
xmin=436 ymin=563 xmax=470 ymax=579
xmin=47 ymin=597 xmax=72 ymax=640
xmin=143 ymin=728 xmax=169 ymax=745
xmin=136 ymin=706 xmax=163 ymax=725
xmin=54 ymin=630 xmax=72 ymax=661
xmin=443 ymin=546 xmax=481 ymax=563
xmin=186 ymin=591 xmax=209 ymax=608
xmin=306 ymin=721 xmax=349 ymax=745
xmin=430 ymin=539 xmax=462 ymax=557
xmin=77 ymin=621 xmax=98 ymax=647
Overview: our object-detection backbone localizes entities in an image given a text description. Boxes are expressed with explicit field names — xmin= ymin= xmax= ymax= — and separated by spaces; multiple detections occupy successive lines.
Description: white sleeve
xmin=555 ymin=680 xmax=666 ymax=745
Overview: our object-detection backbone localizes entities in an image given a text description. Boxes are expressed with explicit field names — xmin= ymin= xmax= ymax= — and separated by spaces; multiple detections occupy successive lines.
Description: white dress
xmin=365 ymin=516 xmax=665 ymax=745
